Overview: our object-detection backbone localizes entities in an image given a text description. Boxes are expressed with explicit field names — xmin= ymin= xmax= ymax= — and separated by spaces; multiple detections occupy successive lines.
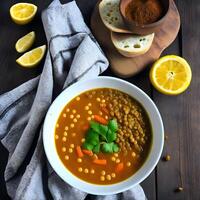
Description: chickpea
xmin=85 ymin=106 xmax=89 ymax=110
xmin=101 ymin=171 xmax=106 ymax=176
xmin=78 ymin=167 xmax=83 ymax=172
xmin=90 ymin=169 xmax=95 ymax=174
xmin=88 ymin=111 xmax=92 ymax=115
xmin=56 ymin=124 xmax=59 ymax=128
xmin=111 ymin=157 xmax=116 ymax=161
xmin=84 ymin=168 xmax=89 ymax=173
xmin=72 ymin=109 xmax=76 ymax=114
xmin=63 ymin=113 xmax=67 ymax=118
xmin=62 ymin=147 xmax=66 ymax=152
xmin=81 ymin=138 xmax=85 ymax=143
xmin=106 ymin=175 xmax=111 ymax=181
xmin=65 ymin=155 xmax=69 ymax=160
xmin=65 ymin=126 xmax=69 ymax=131
xmin=100 ymin=176 xmax=105 ymax=181
xmin=111 ymin=173 xmax=116 ymax=178
xmin=62 ymin=137 xmax=67 ymax=142
xmin=96 ymin=98 xmax=101 ymax=102
xmin=76 ymin=97 xmax=80 ymax=101
xmin=77 ymin=158 xmax=82 ymax=163
xmin=66 ymin=108 xmax=70 ymax=112
xmin=70 ymin=115 xmax=74 ymax=119
xmin=73 ymin=118 xmax=78 ymax=123
xmin=55 ymin=135 xmax=59 ymax=139
xmin=127 ymin=162 xmax=131 ymax=167
xmin=87 ymin=117 xmax=91 ymax=121
xmin=76 ymin=114 xmax=80 ymax=119
xmin=68 ymin=147 xmax=73 ymax=153
xmin=116 ymin=159 xmax=120 ymax=163
xmin=70 ymin=144 xmax=75 ymax=148
xmin=88 ymin=103 xmax=92 ymax=107
xmin=70 ymin=123 xmax=75 ymax=128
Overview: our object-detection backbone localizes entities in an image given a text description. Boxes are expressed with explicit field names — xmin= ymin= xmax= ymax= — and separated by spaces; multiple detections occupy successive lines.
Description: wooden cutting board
xmin=90 ymin=0 xmax=180 ymax=78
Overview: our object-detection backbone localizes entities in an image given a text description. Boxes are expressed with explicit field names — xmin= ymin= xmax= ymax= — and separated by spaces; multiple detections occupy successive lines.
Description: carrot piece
xmin=115 ymin=163 xmax=124 ymax=173
xmin=76 ymin=146 xmax=84 ymax=157
xmin=93 ymin=115 xmax=108 ymax=125
xmin=93 ymin=159 xmax=107 ymax=165
xmin=82 ymin=149 xmax=93 ymax=156
xmin=101 ymin=107 xmax=109 ymax=114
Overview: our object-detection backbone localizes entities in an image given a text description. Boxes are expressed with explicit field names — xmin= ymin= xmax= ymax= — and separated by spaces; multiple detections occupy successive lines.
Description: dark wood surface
xmin=0 ymin=0 xmax=199 ymax=200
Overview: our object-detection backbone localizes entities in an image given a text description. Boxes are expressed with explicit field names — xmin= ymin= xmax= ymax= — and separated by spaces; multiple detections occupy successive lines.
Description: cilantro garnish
xmin=82 ymin=119 xmax=119 ymax=154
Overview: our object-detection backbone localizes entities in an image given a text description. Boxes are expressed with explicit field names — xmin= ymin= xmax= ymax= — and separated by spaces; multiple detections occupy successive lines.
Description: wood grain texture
xmin=154 ymin=0 xmax=200 ymax=199
xmin=91 ymin=0 xmax=180 ymax=77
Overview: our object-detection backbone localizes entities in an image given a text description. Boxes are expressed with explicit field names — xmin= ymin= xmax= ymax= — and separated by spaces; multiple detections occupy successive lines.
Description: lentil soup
xmin=55 ymin=88 xmax=152 ymax=185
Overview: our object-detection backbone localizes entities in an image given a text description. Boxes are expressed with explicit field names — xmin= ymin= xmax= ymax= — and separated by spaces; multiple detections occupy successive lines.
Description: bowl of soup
xmin=43 ymin=76 xmax=164 ymax=195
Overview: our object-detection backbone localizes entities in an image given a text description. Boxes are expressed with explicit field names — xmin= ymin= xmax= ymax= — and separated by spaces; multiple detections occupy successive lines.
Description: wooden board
xmin=91 ymin=0 xmax=180 ymax=77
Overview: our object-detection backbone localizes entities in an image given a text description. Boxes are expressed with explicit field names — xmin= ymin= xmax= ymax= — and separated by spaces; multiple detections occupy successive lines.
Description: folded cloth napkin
xmin=0 ymin=0 xmax=146 ymax=199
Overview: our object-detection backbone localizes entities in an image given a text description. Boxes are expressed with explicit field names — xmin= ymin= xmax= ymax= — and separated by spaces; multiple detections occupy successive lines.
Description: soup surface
xmin=55 ymin=88 xmax=152 ymax=185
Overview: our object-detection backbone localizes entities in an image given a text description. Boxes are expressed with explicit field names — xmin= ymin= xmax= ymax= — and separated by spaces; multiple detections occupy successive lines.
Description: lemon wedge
xmin=150 ymin=55 xmax=192 ymax=95
xmin=16 ymin=45 xmax=46 ymax=68
xmin=10 ymin=3 xmax=37 ymax=25
xmin=15 ymin=31 xmax=36 ymax=53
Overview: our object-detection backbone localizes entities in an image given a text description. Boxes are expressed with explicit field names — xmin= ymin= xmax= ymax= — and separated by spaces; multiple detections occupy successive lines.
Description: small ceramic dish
xmin=43 ymin=76 xmax=164 ymax=195
xmin=120 ymin=0 xmax=171 ymax=35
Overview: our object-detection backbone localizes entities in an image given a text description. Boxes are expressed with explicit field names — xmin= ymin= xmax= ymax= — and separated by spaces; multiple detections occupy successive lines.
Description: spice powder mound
xmin=125 ymin=0 xmax=163 ymax=25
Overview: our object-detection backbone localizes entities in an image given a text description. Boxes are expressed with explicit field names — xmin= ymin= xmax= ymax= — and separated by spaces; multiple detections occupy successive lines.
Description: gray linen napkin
xmin=0 ymin=0 xmax=146 ymax=199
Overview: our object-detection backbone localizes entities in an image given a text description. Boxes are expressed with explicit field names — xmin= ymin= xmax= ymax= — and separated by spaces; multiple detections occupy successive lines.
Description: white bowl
xmin=43 ymin=76 xmax=164 ymax=195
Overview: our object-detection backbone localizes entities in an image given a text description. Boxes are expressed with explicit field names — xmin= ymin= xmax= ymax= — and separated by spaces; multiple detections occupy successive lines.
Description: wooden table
xmin=0 ymin=0 xmax=199 ymax=200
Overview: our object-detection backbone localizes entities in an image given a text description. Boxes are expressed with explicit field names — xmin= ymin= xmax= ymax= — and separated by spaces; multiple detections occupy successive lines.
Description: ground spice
xmin=125 ymin=0 xmax=163 ymax=25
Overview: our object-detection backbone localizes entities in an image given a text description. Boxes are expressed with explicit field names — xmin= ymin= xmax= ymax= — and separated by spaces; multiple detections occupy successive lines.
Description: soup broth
xmin=55 ymin=88 xmax=152 ymax=185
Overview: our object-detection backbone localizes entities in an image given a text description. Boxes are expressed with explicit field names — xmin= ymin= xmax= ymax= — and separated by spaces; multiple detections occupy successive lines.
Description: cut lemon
xmin=16 ymin=45 xmax=46 ymax=68
xmin=150 ymin=55 xmax=192 ymax=95
xmin=10 ymin=3 xmax=37 ymax=25
xmin=15 ymin=31 xmax=36 ymax=53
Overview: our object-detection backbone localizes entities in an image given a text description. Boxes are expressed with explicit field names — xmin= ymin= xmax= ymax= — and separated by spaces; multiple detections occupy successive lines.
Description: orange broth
xmin=55 ymin=88 xmax=152 ymax=184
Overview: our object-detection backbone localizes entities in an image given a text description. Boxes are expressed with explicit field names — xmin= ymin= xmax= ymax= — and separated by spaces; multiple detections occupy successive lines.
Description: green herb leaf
xmin=85 ymin=129 xmax=99 ymax=146
xmin=90 ymin=121 xmax=101 ymax=133
xmin=112 ymin=143 xmax=119 ymax=152
xmin=107 ymin=129 xmax=117 ymax=143
xmin=93 ymin=144 xmax=100 ymax=153
xmin=108 ymin=119 xmax=118 ymax=132
xmin=102 ymin=142 xmax=114 ymax=153
xmin=99 ymin=124 xmax=108 ymax=141
xmin=83 ymin=142 xmax=94 ymax=151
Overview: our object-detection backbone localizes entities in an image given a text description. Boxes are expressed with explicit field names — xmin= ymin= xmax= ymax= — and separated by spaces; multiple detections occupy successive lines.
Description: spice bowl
xmin=120 ymin=0 xmax=171 ymax=35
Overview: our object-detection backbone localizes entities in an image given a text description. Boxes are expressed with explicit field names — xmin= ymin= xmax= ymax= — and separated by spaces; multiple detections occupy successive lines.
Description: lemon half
xmin=150 ymin=55 xmax=192 ymax=95
xmin=15 ymin=31 xmax=36 ymax=53
xmin=16 ymin=45 xmax=46 ymax=68
xmin=10 ymin=3 xmax=37 ymax=25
